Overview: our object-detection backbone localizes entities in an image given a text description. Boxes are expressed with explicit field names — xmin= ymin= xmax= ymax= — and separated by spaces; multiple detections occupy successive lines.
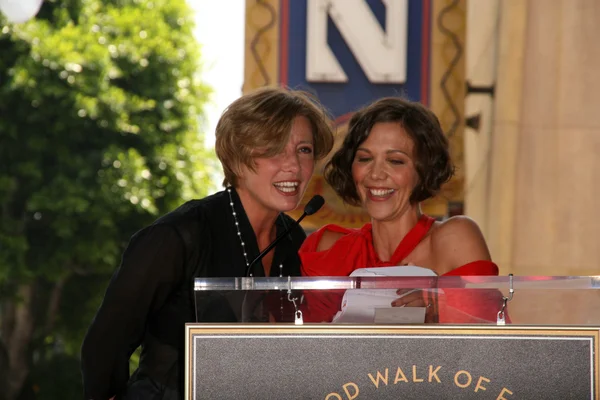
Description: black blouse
xmin=81 ymin=188 xmax=306 ymax=400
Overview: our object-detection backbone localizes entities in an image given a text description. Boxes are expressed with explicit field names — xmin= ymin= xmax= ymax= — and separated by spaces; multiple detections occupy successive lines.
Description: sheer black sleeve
xmin=81 ymin=224 xmax=185 ymax=400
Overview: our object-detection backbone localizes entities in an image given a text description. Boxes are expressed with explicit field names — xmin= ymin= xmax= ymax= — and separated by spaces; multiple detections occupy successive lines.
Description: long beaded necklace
xmin=226 ymin=187 xmax=294 ymax=322
xmin=226 ymin=187 xmax=283 ymax=278
xmin=226 ymin=187 xmax=250 ymax=270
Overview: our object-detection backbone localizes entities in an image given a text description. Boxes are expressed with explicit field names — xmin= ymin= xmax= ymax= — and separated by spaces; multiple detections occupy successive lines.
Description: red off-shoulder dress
xmin=299 ymin=215 xmax=504 ymax=323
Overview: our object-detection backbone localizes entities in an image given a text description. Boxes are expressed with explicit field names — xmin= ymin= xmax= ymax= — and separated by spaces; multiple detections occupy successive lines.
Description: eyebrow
xmin=297 ymin=140 xmax=314 ymax=145
xmin=356 ymin=148 xmax=410 ymax=156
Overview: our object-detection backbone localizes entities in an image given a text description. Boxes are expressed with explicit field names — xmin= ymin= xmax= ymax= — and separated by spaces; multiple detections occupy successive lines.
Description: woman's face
xmin=237 ymin=116 xmax=315 ymax=214
xmin=351 ymin=121 xmax=419 ymax=222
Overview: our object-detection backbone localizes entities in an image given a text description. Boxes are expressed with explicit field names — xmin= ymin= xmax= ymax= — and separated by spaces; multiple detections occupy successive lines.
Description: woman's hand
xmin=391 ymin=289 xmax=438 ymax=322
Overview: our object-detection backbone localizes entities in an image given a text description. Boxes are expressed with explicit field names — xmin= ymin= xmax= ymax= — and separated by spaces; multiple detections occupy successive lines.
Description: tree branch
xmin=43 ymin=274 xmax=70 ymax=338
xmin=0 ymin=338 xmax=8 ymax=400
xmin=5 ymin=283 xmax=36 ymax=400
xmin=0 ymin=297 xmax=15 ymax=344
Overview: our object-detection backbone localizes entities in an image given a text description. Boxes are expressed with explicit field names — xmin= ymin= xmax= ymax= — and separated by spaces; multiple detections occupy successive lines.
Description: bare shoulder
xmin=434 ymin=215 xmax=485 ymax=239
xmin=316 ymin=229 xmax=347 ymax=252
xmin=431 ymin=216 xmax=491 ymax=269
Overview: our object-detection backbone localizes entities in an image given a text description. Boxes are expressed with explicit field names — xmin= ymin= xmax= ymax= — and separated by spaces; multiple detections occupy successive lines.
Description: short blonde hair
xmin=215 ymin=87 xmax=334 ymax=187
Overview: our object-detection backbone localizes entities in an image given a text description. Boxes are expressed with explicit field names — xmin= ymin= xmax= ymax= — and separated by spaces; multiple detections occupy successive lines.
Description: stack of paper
xmin=332 ymin=266 xmax=438 ymax=324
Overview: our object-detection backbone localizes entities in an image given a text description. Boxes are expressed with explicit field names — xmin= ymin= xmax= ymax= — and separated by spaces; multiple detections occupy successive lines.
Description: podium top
xmin=194 ymin=275 xmax=600 ymax=291
xmin=192 ymin=276 xmax=600 ymax=325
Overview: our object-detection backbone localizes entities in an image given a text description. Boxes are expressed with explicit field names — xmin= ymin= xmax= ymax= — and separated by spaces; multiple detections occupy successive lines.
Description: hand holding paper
xmin=331 ymin=266 xmax=439 ymax=324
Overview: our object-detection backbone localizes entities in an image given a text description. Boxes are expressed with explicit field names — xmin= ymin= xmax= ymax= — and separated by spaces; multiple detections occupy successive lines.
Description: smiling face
xmin=236 ymin=116 xmax=315 ymax=214
xmin=351 ymin=121 xmax=420 ymax=222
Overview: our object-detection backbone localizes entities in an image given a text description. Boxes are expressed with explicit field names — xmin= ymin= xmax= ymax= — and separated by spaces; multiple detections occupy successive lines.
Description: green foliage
xmin=0 ymin=0 xmax=217 ymax=398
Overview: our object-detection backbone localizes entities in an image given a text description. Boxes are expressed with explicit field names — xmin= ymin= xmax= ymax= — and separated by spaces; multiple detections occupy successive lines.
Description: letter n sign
xmin=279 ymin=0 xmax=431 ymax=120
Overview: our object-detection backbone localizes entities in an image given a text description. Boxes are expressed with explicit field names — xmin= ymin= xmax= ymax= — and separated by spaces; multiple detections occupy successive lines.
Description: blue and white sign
xmin=280 ymin=0 xmax=430 ymax=120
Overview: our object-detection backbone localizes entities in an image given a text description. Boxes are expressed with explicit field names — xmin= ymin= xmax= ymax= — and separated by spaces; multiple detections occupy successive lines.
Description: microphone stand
xmin=245 ymin=212 xmax=309 ymax=277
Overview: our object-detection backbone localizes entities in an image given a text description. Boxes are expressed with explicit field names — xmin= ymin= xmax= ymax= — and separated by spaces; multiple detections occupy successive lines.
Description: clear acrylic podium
xmin=185 ymin=276 xmax=600 ymax=399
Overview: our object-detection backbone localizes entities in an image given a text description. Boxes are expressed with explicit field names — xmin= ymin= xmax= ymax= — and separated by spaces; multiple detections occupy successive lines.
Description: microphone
xmin=245 ymin=195 xmax=325 ymax=277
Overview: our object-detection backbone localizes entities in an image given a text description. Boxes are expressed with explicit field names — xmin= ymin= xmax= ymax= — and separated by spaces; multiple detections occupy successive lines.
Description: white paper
xmin=349 ymin=266 xmax=438 ymax=277
xmin=331 ymin=266 xmax=438 ymax=324
xmin=374 ymin=307 xmax=427 ymax=324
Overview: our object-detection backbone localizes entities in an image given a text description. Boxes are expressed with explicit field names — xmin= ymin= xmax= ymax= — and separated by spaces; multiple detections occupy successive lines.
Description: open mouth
xmin=273 ymin=181 xmax=300 ymax=195
xmin=367 ymin=188 xmax=395 ymax=199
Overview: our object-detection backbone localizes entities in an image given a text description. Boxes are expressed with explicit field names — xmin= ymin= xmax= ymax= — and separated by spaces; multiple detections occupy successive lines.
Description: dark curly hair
xmin=324 ymin=97 xmax=454 ymax=205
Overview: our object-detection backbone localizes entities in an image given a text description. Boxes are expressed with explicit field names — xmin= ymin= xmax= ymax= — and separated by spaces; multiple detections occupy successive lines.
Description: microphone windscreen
xmin=304 ymin=195 xmax=325 ymax=216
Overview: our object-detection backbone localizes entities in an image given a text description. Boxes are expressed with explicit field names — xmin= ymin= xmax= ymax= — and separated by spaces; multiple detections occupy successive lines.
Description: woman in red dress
xmin=299 ymin=97 xmax=503 ymax=323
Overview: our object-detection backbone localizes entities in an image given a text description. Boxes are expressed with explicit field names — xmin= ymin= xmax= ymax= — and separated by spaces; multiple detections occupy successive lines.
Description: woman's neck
xmin=371 ymin=204 xmax=421 ymax=262
xmin=235 ymin=187 xmax=279 ymax=244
